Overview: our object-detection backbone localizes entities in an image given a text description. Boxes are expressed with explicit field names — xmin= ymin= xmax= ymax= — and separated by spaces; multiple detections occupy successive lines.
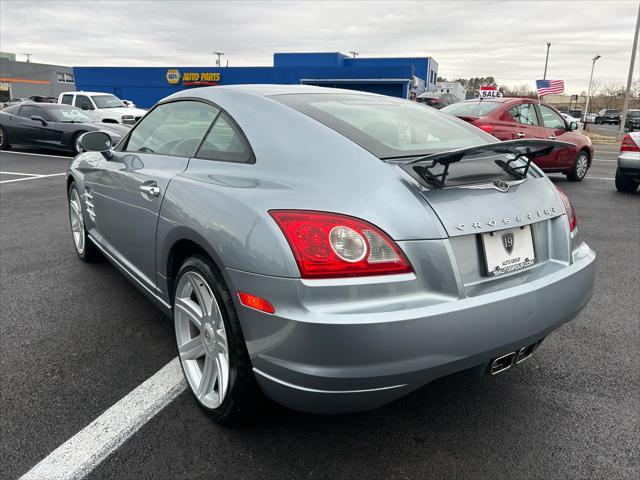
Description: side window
xmin=538 ymin=105 xmax=566 ymax=130
xmin=60 ymin=94 xmax=73 ymax=105
xmin=508 ymin=104 xmax=537 ymax=125
xmin=74 ymin=95 xmax=93 ymax=110
xmin=19 ymin=105 xmax=47 ymax=119
xmin=125 ymin=101 xmax=219 ymax=157
xmin=196 ymin=112 xmax=252 ymax=163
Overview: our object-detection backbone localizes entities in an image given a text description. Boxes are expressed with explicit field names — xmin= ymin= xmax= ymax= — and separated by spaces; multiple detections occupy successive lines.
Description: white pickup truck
xmin=58 ymin=91 xmax=146 ymax=125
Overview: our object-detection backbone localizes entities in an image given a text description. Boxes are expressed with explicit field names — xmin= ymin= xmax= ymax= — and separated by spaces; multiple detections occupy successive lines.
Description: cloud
xmin=0 ymin=0 xmax=637 ymax=92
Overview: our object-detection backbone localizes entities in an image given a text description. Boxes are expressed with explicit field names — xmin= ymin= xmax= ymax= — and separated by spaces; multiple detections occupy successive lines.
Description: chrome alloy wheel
xmin=0 ymin=128 xmax=4 ymax=147
xmin=576 ymin=153 xmax=588 ymax=179
xmin=174 ymin=271 xmax=229 ymax=409
xmin=69 ymin=188 xmax=85 ymax=254
xmin=74 ymin=136 xmax=83 ymax=154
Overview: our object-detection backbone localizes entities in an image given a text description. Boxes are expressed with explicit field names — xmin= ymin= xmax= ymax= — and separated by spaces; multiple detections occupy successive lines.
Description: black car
xmin=0 ymin=102 xmax=129 ymax=154
xmin=416 ymin=92 xmax=458 ymax=109
xmin=595 ymin=109 xmax=621 ymax=125
xmin=624 ymin=110 xmax=640 ymax=132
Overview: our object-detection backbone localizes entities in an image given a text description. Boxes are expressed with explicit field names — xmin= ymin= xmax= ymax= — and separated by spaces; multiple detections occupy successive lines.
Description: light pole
xmin=543 ymin=42 xmax=551 ymax=80
xmin=213 ymin=52 xmax=224 ymax=67
xmin=349 ymin=51 xmax=359 ymax=58
xmin=584 ymin=55 xmax=601 ymax=119
xmin=618 ymin=3 xmax=640 ymax=138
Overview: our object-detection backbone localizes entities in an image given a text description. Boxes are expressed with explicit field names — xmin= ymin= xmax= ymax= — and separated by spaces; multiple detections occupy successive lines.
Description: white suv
xmin=58 ymin=91 xmax=146 ymax=125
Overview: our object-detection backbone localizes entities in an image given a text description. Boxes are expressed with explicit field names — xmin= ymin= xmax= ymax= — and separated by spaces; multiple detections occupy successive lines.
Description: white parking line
xmin=20 ymin=357 xmax=186 ymax=480
xmin=0 ymin=150 xmax=71 ymax=159
xmin=0 ymin=172 xmax=66 ymax=184
xmin=0 ymin=171 xmax=41 ymax=177
xmin=587 ymin=176 xmax=614 ymax=181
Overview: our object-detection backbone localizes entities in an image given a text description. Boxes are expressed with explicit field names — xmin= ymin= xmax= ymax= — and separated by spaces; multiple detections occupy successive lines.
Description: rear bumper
xmin=227 ymin=243 xmax=595 ymax=414
xmin=618 ymin=152 xmax=640 ymax=176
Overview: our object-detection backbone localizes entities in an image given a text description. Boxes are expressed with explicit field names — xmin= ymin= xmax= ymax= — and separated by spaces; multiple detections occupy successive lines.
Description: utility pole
xmin=543 ymin=42 xmax=551 ymax=80
xmin=584 ymin=55 xmax=601 ymax=119
xmin=618 ymin=3 xmax=640 ymax=139
xmin=213 ymin=52 xmax=224 ymax=67
xmin=349 ymin=51 xmax=359 ymax=58
xmin=23 ymin=53 xmax=32 ymax=63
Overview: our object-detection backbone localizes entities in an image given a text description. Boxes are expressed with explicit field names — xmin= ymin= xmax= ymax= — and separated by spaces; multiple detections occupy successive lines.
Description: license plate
xmin=481 ymin=225 xmax=535 ymax=277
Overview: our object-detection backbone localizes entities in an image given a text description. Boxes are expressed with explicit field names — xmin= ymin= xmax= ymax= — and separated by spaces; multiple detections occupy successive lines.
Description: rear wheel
xmin=173 ymin=255 xmax=259 ymax=423
xmin=615 ymin=168 xmax=639 ymax=193
xmin=0 ymin=126 xmax=10 ymax=150
xmin=567 ymin=151 xmax=589 ymax=182
xmin=73 ymin=131 xmax=86 ymax=155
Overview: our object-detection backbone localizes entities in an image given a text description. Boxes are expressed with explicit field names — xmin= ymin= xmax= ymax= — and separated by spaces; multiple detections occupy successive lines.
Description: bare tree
xmin=500 ymin=83 xmax=536 ymax=97
xmin=600 ymin=82 xmax=625 ymax=109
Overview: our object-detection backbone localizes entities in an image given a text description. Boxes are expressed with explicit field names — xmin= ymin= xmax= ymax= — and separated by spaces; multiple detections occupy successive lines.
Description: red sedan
xmin=442 ymin=98 xmax=593 ymax=181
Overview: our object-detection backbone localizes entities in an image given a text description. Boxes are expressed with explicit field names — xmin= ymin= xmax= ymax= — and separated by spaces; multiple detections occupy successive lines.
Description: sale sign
xmin=479 ymin=85 xmax=503 ymax=98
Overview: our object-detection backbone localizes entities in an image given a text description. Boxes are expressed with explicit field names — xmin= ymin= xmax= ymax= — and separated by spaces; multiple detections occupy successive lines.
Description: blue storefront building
xmin=73 ymin=52 xmax=438 ymax=108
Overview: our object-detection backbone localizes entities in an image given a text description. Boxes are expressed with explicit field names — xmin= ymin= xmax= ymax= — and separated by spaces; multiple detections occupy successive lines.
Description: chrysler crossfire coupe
xmin=67 ymin=85 xmax=596 ymax=422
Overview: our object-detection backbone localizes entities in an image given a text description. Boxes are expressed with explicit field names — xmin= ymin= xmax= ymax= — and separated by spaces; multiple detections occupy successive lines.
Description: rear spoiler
xmin=401 ymin=139 xmax=575 ymax=189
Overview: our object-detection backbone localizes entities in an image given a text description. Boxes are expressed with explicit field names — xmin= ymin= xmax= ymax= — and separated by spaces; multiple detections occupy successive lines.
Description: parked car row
xmin=58 ymin=91 xmax=147 ymax=125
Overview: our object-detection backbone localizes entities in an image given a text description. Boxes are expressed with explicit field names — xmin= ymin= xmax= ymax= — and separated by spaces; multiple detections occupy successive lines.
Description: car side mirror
xmin=81 ymin=105 xmax=90 ymax=110
xmin=569 ymin=121 xmax=578 ymax=131
xmin=79 ymin=131 xmax=113 ymax=159
xmin=30 ymin=115 xmax=47 ymax=126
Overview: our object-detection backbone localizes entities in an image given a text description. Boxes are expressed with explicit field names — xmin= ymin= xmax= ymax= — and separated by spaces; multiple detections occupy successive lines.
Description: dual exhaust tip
xmin=489 ymin=340 xmax=541 ymax=375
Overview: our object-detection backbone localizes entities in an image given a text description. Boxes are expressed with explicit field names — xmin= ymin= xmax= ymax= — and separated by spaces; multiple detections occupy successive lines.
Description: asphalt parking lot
xmin=1 ymin=144 xmax=638 ymax=479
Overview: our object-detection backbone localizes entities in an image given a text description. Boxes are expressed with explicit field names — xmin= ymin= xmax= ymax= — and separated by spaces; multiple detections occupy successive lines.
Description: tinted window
xmin=60 ymin=94 xmax=73 ymax=105
xmin=196 ymin=113 xmax=252 ymax=163
xmin=442 ymin=101 xmax=501 ymax=117
xmin=538 ymin=105 xmax=566 ymax=129
xmin=275 ymin=93 xmax=492 ymax=158
xmin=19 ymin=105 xmax=47 ymax=119
xmin=74 ymin=95 xmax=93 ymax=110
xmin=126 ymin=101 xmax=218 ymax=157
xmin=508 ymin=104 xmax=538 ymax=125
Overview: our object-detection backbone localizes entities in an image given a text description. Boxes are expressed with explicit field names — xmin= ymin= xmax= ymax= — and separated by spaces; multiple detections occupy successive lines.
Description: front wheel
xmin=567 ymin=151 xmax=589 ymax=181
xmin=173 ymin=256 xmax=259 ymax=423
xmin=68 ymin=181 xmax=99 ymax=261
xmin=615 ymin=168 xmax=639 ymax=193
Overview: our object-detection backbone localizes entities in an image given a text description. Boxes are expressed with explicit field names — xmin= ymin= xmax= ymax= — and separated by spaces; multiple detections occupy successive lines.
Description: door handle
xmin=547 ymin=135 xmax=556 ymax=140
xmin=516 ymin=132 xmax=526 ymax=138
xmin=139 ymin=184 xmax=160 ymax=197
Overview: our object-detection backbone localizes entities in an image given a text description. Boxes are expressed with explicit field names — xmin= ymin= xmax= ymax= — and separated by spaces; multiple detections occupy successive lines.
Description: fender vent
xmin=82 ymin=189 xmax=95 ymax=222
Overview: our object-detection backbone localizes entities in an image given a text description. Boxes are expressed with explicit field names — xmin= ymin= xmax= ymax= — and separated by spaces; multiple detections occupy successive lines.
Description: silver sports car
xmin=67 ymin=85 xmax=596 ymax=422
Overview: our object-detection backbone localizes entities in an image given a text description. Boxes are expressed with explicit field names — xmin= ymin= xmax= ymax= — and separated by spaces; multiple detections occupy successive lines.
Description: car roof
xmin=174 ymin=84 xmax=379 ymax=99
xmin=61 ymin=91 xmax=116 ymax=96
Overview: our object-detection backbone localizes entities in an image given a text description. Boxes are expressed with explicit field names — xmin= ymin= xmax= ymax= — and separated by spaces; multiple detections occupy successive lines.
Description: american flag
xmin=536 ymin=79 xmax=564 ymax=96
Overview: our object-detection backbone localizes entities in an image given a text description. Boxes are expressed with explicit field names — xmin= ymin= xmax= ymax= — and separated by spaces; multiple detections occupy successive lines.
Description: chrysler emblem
xmin=502 ymin=232 xmax=514 ymax=253
xmin=493 ymin=179 xmax=510 ymax=192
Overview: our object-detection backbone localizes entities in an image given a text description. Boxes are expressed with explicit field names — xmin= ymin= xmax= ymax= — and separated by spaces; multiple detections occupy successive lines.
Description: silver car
xmin=67 ymin=85 xmax=596 ymax=422
xmin=616 ymin=132 xmax=640 ymax=193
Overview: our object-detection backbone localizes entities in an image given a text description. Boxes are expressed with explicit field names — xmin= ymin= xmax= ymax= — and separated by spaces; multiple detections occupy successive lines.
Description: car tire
xmin=73 ymin=131 xmax=86 ymax=155
xmin=567 ymin=151 xmax=589 ymax=182
xmin=615 ymin=168 xmax=639 ymax=193
xmin=68 ymin=181 xmax=100 ymax=261
xmin=173 ymin=255 xmax=260 ymax=423
xmin=0 ymin=126 xmax=11 ymax=150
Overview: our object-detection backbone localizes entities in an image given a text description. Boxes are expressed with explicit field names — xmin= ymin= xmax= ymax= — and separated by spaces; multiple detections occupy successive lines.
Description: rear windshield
xmin=441 ymin=101 xmax=501 ymax=117
xmin=272 ymin=93 xmax=493 ymax=158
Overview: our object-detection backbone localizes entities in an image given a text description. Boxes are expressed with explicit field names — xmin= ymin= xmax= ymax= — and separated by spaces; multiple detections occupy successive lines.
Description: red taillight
xmin=269 ymin=210 xmax=413 ymax=279
xmin=620 ymin=134 xmax=640 ymax=152
xmin=477 ymin=124 xmax=495 ymax=134
xmin=238 ymin=292 xmax=275 ymax=314
xmin=556 ymin=186 xmax=577 ymax=232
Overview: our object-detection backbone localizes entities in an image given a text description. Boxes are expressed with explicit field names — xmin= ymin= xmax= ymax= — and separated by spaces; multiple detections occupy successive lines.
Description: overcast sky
xmin=1 ymin=0 xmax=638 ymax=93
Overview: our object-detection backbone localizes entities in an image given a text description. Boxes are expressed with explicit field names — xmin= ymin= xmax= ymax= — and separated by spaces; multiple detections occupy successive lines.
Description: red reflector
xmin=238 ymin=292 xmax=275 ymax=314
xmin=620 ymin=134 xmax=640 ymax=152
xmin=478 ymin=124 xmax=495 ymax=134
